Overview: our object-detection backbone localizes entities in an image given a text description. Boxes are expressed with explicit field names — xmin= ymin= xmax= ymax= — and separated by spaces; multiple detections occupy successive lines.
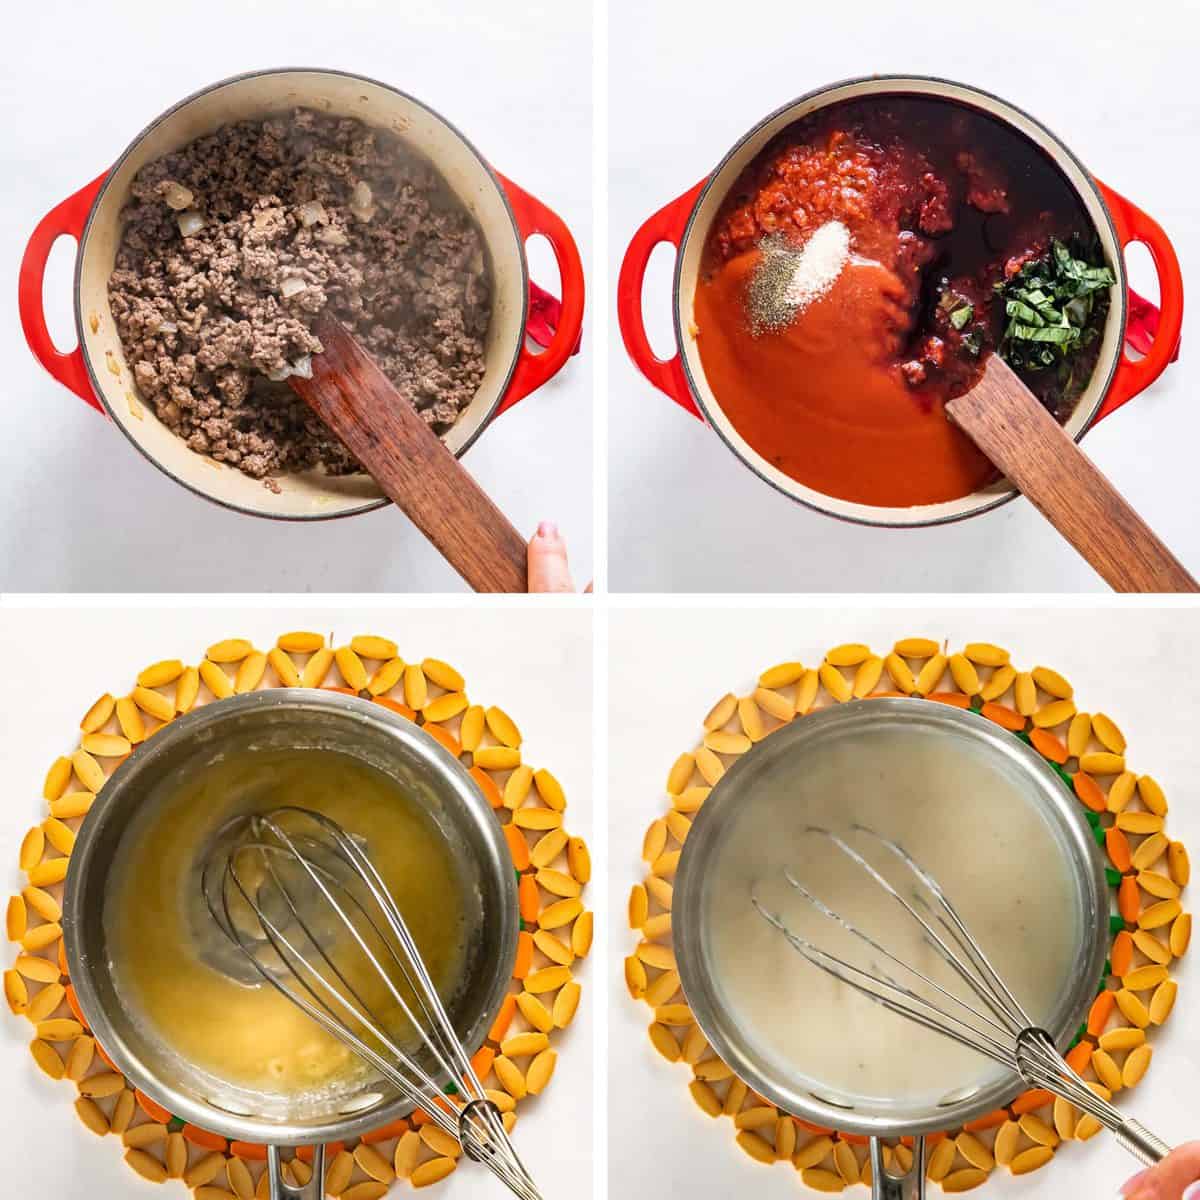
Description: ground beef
xmin=108 ymin=109 xmax=491 ymax=486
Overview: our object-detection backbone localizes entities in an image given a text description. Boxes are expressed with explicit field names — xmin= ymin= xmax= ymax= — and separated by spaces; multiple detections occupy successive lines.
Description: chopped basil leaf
xmin=949 ymin=304 xmax=973 ymax=330
xmin=997 ymin=239 xmax=1114 ymax=383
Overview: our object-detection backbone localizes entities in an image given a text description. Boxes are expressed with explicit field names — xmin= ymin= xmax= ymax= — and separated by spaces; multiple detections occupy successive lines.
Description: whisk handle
xmin=266 ymin=1144 xmax=326 ymax=1200
xmin=870 ymin=1135 xmax=927 ymax=1200
xmin=1116 ymin=1120 xmax=1171 ymax=1166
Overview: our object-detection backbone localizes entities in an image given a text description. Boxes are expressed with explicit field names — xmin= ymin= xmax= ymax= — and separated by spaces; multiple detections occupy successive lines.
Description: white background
xmin=608 ymin=0 xmax=1200 ymax=593
xmin=0 ymin=601 xmax=594 ymax=1198
xmin=609 ymin=603 xmax=1200 ymax=1197
xmin=0 ymin=0 xmax=592 ymax=593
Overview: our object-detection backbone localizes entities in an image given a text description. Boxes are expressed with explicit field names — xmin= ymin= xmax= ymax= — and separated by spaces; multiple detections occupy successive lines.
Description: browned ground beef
xmin=108 ymin=108 xmax=491 ymax=485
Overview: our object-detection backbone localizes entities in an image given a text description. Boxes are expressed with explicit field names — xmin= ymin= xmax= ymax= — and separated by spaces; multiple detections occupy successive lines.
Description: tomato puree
xmin=694 ymin=97 xmax=1101 ymax=508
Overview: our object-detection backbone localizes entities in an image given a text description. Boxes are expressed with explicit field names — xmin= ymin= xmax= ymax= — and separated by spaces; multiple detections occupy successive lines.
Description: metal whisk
xmin=752 ymin=823 xmax=1170 ymax=1166
xmin=201 ymin=806 xmax=542 ymax=1200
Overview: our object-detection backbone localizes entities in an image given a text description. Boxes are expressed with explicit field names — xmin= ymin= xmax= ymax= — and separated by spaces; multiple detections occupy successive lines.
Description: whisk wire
xmin=203 ymin=807 xmax=541 ymax=1200
xmin=756 ymin=823 xmax=1170 ymax=1167
xmin=854 ymin=824 xmax=1035 ymax=1033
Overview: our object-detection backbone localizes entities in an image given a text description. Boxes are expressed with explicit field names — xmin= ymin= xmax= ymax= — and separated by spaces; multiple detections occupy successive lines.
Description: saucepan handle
xmin=616 ymin=179 xmax=707 ymax=420
xmin=495 ymin=173 xmax=586 ymax=415
xmin=18 ymin=172 xmax=107 ymax=413
xmin=1091 ymin=178 xmax=1184 ymax=423
xmin=266 ymin=1144 xmax=325 ymax=1200
xmin=870 ymin=1135 xmax=925 ymax=1200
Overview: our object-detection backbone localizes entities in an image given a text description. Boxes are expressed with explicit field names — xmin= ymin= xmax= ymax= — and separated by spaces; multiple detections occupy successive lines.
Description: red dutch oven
xmin=618 ymin=75 xmax=1183 ymax=528
xmin=20 ymin=67 xmax=585 ymax=521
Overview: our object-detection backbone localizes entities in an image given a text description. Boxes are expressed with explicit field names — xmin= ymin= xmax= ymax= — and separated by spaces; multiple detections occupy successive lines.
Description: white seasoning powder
xmin=785 ymin=220 xmax=850 ymax=309
xmin=747 ymin=220 xmax=851 ymax=335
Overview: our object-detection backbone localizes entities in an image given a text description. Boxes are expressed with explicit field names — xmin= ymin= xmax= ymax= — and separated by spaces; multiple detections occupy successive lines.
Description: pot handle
xmin=495 ymin=174 xmax=585 ymax=415
xmin=266 ymin=1144 xmax=325 ymax=1200
xmin=616 ymin=180 xmax=707 ymax=420
xmin=1092 ymin=179 xmax=1184 ymax=423
xmin=18 ymin=172 xmax=107 ymax=413
xmin=870 ymin=1135 xmax=925 ymax=1200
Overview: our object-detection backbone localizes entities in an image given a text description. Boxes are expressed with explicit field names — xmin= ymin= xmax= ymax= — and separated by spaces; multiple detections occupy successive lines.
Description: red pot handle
xmin=495 ymin=174 xmax=585 ymax=415
xmin=617 ymin=180 xmax=707 ymax=420
xmin=19 ymin=173 xmax=107 ymax=414
xmin=1092 ymin=179 xmax=1184 ymax=423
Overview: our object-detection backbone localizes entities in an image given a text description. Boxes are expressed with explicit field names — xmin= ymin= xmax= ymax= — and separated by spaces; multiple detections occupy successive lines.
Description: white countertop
xmin=608 ymin=0 xmax=1200 ymax=592
xmin=0 ymin=0 xmax=592 ymax=593
xmin=0 ymin=602 xmax=594 ymax=1199
xmin=608 ymin=604 xmax=1200 ymax=1197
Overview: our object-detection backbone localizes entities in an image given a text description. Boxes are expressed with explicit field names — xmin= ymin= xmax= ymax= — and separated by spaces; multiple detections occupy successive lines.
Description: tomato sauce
xmin=694 ymin=97 xmax=1101 ymax=508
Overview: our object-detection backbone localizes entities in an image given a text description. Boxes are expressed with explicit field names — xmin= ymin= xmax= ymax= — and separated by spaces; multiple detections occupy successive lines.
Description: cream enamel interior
xmin=76 ymin=69 xmax=526 ymax=519
xmin=675 ymin=77 xmax=1126 ymax=527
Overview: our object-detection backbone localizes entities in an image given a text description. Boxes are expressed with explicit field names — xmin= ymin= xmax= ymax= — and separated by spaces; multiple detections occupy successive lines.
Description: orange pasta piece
xmin=981 ymin=703 xmax=1024 ymax=731
xmin=1011 ymin=1089 xmax=1055 ymax=1115
xmin=502 ymin=824 xmax=530 ymax=872
xmin=372 ymin=696 xmax=417 ymax=720
xmin=1111 ymin=931 xmax=1134 ymax=978
xmin=962 ymin=1109 xmax=1008 ymax=1132
xmin=488 ymin=994 xmax=518 ymax=1044
xmin=518 ymin=874 xmax=540 ymax=923
xmin=1087 ymin=990 xmax=1115 ymax=1036
xmin=181 ymin=1124 xmax=227 ymax=1152
xmin=1074 ymin=772 xmax=1106 ymax=813
xmin=1066 ymin=1042 xmax=1092 ymax=1074
xmin=513 ymin=931 xmax=534 ymax=980
xmin=1030 ymin=728 xmax=1069 ymax=764
xmin=1106 ymin=828 xmax=1133 ymax=873
xmin=421 ymin=724 xmax=462 ymax=758
xmin=470 ymin=766 xmax=503 ymax=810
xmin=1118 ymin=876 xmax=1141 ymax=923
xmin=470 ymin=1046 xmax=496 ymax=1080
xmin=230 ymin=1142 xmax=269 ymax=1161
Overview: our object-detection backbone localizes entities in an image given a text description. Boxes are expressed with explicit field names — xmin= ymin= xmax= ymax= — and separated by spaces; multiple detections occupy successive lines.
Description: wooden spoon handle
xmin=292 ymin=320 xmax=527 ymax=593
xmin=948 ymin=357 xmax=1197 ymax=593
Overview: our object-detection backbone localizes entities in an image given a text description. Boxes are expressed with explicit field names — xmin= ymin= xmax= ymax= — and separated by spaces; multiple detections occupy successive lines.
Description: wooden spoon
xmin=289 ymin=316 xmax=528 ymax=593
xmin=946 ymin=354 xmax=1197 ymax=593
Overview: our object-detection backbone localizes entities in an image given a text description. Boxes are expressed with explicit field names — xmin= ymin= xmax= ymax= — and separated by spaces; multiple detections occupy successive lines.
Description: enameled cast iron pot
xmin=618 ymin=75 xmax=1184 ymax=528
xmin=20 ymin=67 xmax=585 ymax=521
xmin=672 ymin=699 xmax=1109 ymax=1200
xmin=62 ymin=689 xmax=519 ymax=1200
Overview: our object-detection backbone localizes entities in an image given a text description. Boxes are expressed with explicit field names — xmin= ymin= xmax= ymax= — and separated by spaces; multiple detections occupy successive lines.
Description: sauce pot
xmin=618 ymin=75 xmax=1183 ymax=528
xmin=62 ymin=689 xmax=519 ymax=1200
xmin=672 ymin=699 xmax=1109 ymax=1199
xmin=672 ymin=700 xmax=1108 ymax=1195
xmin=20 ymin=67 xmax=585 ymax=521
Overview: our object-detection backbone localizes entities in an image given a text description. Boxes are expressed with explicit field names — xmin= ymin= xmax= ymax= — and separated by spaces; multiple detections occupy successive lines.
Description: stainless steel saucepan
xmin=673 ymin=699 xmax=1109 ymax=1200
xmin=63 ymin=689 xmax=518 ymax=1200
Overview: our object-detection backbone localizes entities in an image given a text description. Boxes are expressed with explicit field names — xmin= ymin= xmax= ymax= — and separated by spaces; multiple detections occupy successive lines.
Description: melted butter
xmin=105 ymin=748 xmax=467 ymax=1099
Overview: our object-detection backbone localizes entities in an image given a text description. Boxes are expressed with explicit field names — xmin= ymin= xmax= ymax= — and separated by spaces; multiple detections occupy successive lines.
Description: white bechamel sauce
xmin=704 ymin=725 xmax=1082 ymax=1111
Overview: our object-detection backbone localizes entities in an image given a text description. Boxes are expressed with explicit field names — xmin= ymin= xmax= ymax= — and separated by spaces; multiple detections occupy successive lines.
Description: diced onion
xmin=163 ymin=182 xmax=194 ymax=211
xmin=318 ymin=227 xmax=349 ymax=246
xmin=349 ymin=180 xmax=375 ymax=222
xmin=280 ymin=276 xmax=308 ymax=298
xmin=177 ymin=211 xmax=205 ymax=238
xmin=158 ymin=320 xmax=178 ymax=333
xmin=266 ymin=354 xmax=314 ymax=382
xmin=298 ymin=200 xmax=326 ymax=227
